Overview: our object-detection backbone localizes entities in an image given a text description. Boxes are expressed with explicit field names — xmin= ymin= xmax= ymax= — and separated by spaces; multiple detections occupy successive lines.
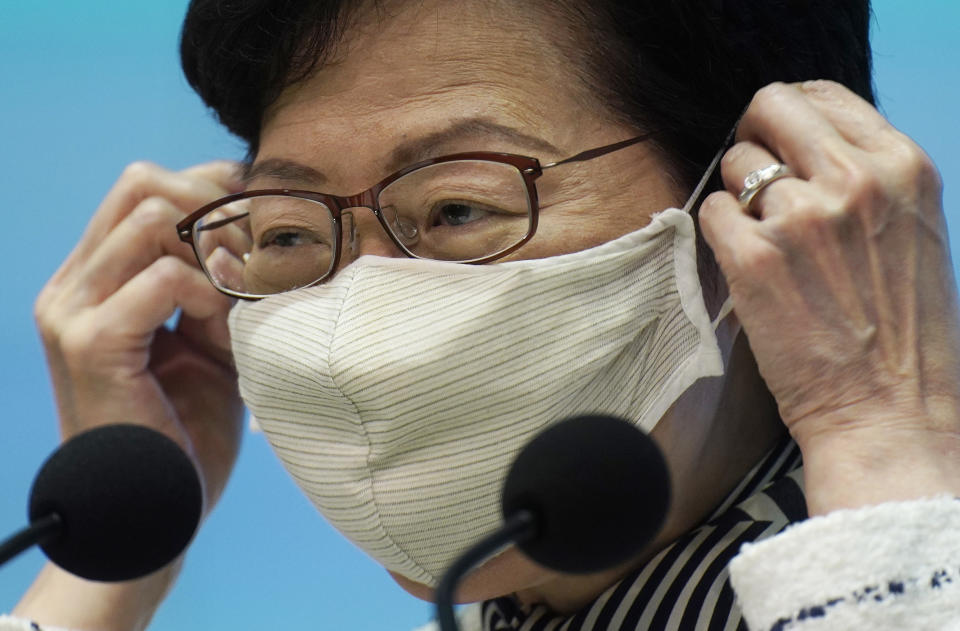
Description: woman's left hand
xmin=700 ymin=80 xmax=960 ymax=516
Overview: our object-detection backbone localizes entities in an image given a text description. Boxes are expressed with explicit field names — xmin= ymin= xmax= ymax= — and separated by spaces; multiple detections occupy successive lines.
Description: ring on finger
xmin=738 ymin=163 xmax=795 ymax=210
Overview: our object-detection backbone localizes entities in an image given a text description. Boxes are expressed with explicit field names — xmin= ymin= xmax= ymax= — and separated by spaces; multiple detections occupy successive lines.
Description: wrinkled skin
xmin=17 ymin=0 xmax=960 ymax=628
xmin=701 ymin=81 xmax=960 ymax=516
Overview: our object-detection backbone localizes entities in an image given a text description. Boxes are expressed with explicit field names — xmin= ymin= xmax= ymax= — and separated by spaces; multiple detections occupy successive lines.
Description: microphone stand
xmin=0 ymin=513 xmax=62 ymax=567
xmin=435 ymin=510 xmax=536 ymax=631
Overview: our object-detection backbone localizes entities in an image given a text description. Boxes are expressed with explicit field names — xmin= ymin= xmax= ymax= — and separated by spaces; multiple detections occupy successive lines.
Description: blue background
xmin=1 ymin=2 xmax=957 ymax=629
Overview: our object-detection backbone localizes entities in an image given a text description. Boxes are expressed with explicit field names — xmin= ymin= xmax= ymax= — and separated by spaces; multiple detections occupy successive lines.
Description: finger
xmin=720 ymin=142 xmax=805 ymax=217
xmin=795 ymin=81 xmax=898 ymax=152
xmin=60 ymin=161 xmax=240 ymax=275
xmin=180 ymin=160 xmax=245 ymax=192
xmin=201 ymin=246 xmax=247 ymax=294
xmin=97 ymin=256 xmax=232 ymax=341
xmin=737 ymin=82 xmax=848 ymax=180
xmin=193 ymin=206 xmax=255 ymax=274
xmin=68 ymin=196 xmax=200 ymax=307
xmin=796 ymin=81 xmax=939 ymax=199
xmin=698 ymin=189 xmax=759 ymax=270
xmin=177 ymin=293 xmax=236 ymax=363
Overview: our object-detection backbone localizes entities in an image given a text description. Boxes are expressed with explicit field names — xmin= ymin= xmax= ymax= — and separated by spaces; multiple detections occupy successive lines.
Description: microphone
xmin=0 ymin=424 xmax=203 ymax=582
xmin=435 ymin=414 xmax=670 ymax=630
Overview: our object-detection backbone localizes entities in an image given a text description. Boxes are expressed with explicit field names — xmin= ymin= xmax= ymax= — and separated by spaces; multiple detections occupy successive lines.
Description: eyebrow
xmin=241 ymin=160 xmax=325 ymax=186
xmin=241 ymin=117 xmax=563 ymax=187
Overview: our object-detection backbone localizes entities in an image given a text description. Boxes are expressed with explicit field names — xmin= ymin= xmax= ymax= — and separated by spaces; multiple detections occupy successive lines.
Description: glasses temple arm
xmin=540 ymin=133 xmax=656 ymax=170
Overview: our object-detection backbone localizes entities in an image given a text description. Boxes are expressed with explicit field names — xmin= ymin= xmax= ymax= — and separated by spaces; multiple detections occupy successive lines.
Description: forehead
xmin=257 ymin=0 xmax=603 ymax=171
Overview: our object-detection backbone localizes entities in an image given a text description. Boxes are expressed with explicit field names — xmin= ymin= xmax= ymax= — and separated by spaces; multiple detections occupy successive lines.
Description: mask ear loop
xmin=681 ymin=120 xmax=740 ymax=215
xmin=679 ymin=118 xmax=743 ymax=331
xmin=711 ymin=296 xmax=735 ymax=332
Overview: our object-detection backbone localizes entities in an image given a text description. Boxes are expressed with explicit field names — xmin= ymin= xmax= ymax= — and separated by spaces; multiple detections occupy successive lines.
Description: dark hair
xmin=179 ymin=0 xmax=874 ymax=298
xmin=180 ymin=0 xmax=873 ymax=187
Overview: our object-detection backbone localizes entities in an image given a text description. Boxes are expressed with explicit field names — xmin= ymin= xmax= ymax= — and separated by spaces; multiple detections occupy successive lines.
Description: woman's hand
xmin=700 ymin=81 xmax=960 ymax=516
xmin=34 ymin=159 xmax=246 ymax=514
xmin=17 ymin=162 xmax=245 ymax=630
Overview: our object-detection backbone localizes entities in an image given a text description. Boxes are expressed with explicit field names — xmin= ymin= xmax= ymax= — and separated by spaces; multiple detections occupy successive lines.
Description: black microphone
xmin=435 ymin=414 xmax=670 ymax=630
xmin=0 ymin=424 xmax=202 ymax=582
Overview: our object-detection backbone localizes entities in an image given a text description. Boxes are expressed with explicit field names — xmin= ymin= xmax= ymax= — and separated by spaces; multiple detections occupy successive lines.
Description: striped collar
xmin=480 ymin=438 xmax=805 ymax=631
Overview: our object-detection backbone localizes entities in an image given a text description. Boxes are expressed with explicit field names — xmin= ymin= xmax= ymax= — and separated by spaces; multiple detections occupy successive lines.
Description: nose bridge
xmin=341 ymin=188 xmax=376 ymax=210
xmin=337 ymin=196 xmax=404 ymax=266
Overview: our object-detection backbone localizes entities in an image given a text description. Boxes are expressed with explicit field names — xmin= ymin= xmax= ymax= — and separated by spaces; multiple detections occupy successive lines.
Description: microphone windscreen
xmin=501 ymin=415 xmax=670 ymax=573
xmin=28 ymin=424 xmax=202 ymax=581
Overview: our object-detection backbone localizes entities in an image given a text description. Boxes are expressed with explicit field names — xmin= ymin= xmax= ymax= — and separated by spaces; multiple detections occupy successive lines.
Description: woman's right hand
xmin=15 ymin=161 xmax=247 ymax=631
xmin=34 ymin=160 xmax=247 ymax=515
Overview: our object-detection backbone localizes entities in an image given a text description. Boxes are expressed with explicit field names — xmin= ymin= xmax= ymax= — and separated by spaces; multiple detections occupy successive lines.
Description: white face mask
xmin=228 ymin=167 xmax=732 ymax=586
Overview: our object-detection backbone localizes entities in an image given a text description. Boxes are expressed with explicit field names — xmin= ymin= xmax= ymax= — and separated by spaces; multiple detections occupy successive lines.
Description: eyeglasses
xmin=177 ymin=134 xmax=652 ymax=299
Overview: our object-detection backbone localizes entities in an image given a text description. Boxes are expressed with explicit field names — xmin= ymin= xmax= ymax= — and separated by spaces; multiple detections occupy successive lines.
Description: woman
xmin=6 ymin=0 xmax=960 ymax=629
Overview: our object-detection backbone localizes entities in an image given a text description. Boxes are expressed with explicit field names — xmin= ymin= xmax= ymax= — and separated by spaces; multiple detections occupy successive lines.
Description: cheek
xmin=520 ymin=163 xmax=683 ymax=261
xmin=517 ymin=201 xmax=655 ymax=260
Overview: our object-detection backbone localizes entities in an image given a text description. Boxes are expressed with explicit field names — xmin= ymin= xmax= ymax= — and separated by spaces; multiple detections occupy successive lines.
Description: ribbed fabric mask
xmin=229 ymin=185 xmax=731 ymax=585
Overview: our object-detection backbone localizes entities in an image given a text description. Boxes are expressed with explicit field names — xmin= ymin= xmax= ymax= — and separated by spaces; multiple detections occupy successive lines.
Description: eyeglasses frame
xmin=177 ymin=133 xmax=653 ymax=300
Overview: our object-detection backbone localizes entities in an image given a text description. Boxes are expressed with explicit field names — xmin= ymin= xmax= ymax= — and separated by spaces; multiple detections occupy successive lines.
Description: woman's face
xmin=250 ymin=0 xmax=731 ymax=607
xmin=251 ymin=1 xmax=686 ymax=263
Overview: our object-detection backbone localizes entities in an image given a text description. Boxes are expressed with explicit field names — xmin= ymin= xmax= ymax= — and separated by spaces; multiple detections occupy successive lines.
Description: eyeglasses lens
xmin=193 ymin=160 xmax=532 ymax=297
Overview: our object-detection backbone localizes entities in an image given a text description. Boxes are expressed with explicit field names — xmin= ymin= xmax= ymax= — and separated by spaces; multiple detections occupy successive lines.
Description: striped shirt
xmin=479 ymin=438 xmax=805 ymax=631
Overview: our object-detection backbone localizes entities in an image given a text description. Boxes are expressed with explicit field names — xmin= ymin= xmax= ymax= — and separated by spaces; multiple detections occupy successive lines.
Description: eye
xmin=258 ymin=227 xmax=324 ymax=249
xmin=432 ymin=202 xmax=491 ymax=227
